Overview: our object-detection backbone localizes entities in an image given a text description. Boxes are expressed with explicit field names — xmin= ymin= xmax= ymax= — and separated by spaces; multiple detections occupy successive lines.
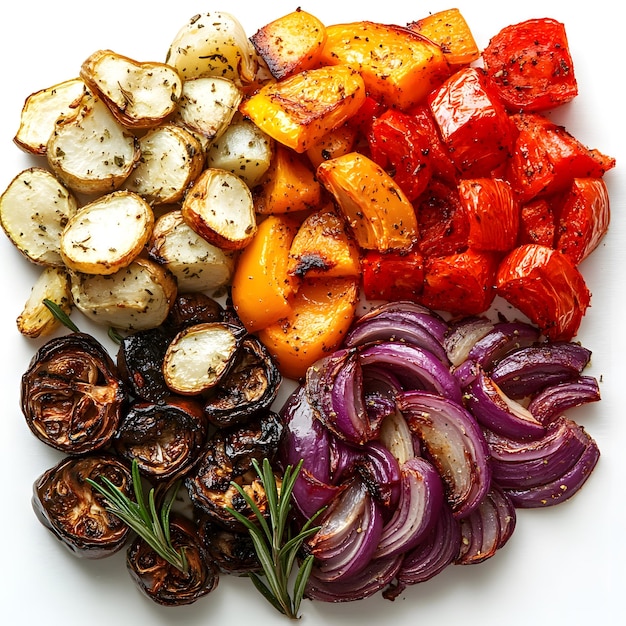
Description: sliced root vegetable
xmin=181 ymin=168 xmax=256 ymax=250
xmin=14 ymin=78 xmax=86 ymax=155
xmin=231 ymin=214 xmax=299 ymax=333
xmin=80 ymin=50 xmax=182 ymax=128
xmin=0 ymin=167 xmax=77 ymax=266
xmin=317 ymin=152 xmax=418 ymax=252
xmin=239 ymin=65 xmax=366 ymax=153
xmin=70 ymin=257 xmax=177 ymax=331
xmin=162 ymin=322 xmax=246 ymax=395
xmin=17 ymin=266 xmax=72 ymax=338
xmin=60 ymin=190 xmax=154 ymax=275
xmin=257 ymin=276 xmax=359 ymax=380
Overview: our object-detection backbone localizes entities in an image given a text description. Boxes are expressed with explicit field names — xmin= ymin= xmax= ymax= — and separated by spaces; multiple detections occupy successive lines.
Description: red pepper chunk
xmin=428 ymin=66 xmax=517 ymax=177
xmin=496 ymin=244 xmax=591 ymax=341
xmin=555 ymin=178 xmax=610 ymax=266
xmin=518 ymin=198 xmax=556 ymax=247
xmin=361 ymin=248 xmax=425 ymax=302
xmin=458 ymin=178 xmax=519 ymax=252
xmin=482 ymin=18 xmax=578 ymax=112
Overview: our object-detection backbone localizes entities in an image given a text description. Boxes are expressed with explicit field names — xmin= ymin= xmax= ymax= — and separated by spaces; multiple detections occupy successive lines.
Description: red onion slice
xmin=374 ymin=457 xmax=444 ymax=559
xmin=398 ymin=390 xmax=492 ymax=518
xmin=444 ymin=316 xmax=494 ymax=366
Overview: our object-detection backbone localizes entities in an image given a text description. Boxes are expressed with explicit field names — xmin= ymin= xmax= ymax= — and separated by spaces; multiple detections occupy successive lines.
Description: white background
xmin=0 ymin=1 xmax=623 ymax=625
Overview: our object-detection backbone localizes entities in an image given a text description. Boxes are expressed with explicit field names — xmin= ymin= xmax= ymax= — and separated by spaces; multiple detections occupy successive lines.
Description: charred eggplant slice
xmin=113 ymin=397 xmax=208 ymax=481
xmin=126 ymin=514 xmax=219 ymax=606
xmin=204 ymin=335 xmax=282 ymax=427
xmin=21 ymin=333 xmax=126 ymax=454
xmin=186 ymin=410 xmax=283 ymax=529
xmin=32 ymin=454 xmax=132 ymax=559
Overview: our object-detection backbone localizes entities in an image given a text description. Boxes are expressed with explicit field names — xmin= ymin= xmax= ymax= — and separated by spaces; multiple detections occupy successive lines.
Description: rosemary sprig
xmin=43 ymin=298 xmax=80 ymax=332
xmin=87 ymin=458 xmax=188 ymax=573
xmin=226 ymin=458 xmax=322 ymax=620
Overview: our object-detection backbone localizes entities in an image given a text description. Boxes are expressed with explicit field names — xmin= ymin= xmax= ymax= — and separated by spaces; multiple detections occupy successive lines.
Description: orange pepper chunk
xmin=239 ymin=65 xmax=366 ymax=153
xmin=257 ymin=276 xmax=359 ymax=380
xmin=319 ymin=21 xmax=450 ymax=110
xmin=230 ymin=215 xmax=299 ymax=333
xmin=317 ymin=152 xmax=418 ymax=252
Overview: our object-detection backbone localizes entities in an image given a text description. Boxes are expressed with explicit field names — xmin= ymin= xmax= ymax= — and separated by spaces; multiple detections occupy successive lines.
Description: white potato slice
xmin=70 ymin=257 xmax=177 ymax=331
xmin=60 ymin=190 xmax=154 ymax=274
xmin=47 ymin=91 xmax=140 ymax=194
xmin=14 ymin=78 xmax=86 ymax=155
xmin=177 ymin=77 xmax=242 ymax=143
xmin=17 ymin=266 xmax=72 ymax=338
xmin=0 ymin=167 xmax=77 ymax=266
xmin=206 ymin=113 xmax=273 ymax=188
xmin=163 ymin=322 xmax=245 ymax=395
xmin=122 ymin=124 xmax=204 ymax=204
xmin=165 ymin=12 xmax=257 ymax=84
xmin=80 ymin=50 xmax=182 ymax=128
xmin=148 ymin=210 xmax=234 ymax=293
xmin=181 ymin=168 xmax=256 ymax=250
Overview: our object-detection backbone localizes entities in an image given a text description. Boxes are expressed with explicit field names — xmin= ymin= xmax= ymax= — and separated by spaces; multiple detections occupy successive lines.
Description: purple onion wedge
xmin=398 ymin=390 xmax=491 ymax=518
xmin=444 ymin=316 xmax=494 ymax=367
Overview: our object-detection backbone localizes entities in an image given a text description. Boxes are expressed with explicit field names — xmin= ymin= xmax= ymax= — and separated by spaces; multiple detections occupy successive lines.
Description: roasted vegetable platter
xmin=0 ymin=0 xmax=623 ymax=624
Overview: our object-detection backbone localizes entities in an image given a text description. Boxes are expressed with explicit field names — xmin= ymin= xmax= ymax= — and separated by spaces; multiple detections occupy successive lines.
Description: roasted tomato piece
xmin=416 ymin=179 xmax=469 ymax=257
xmin=126 ymin=515 xmax=219 ymax=606
xmin=32 ymin=454 xmax=132 ymax=559
xmin=368 ymin=109 xmax=433 ymax=201
xmin=458 ymin=178 xmax=519 ymax=252
xmin=555 ymin=178 xmax=610 ymax=266
xmin=496 ymin=244 xmax=591 ymax=341
xmin=197 ymin=515 xmax=261 ymax=574
xmin=518 ymin=198 xmax=556 ymax=247
xmin=113 ymin=397 xmax=207 ymax=481
xmin=21 ymin=333 xmax=126 ymax=454
xmin=482 ymin=18 xmax=577 ymax=112
xmin=117 ymin=327 xmax=172 ymax=403
xmin=361 ymin=248 xmax=425 ymax=302
xmin=505 ymin=113 xmax=615 ymax=203
xmin=418 ymin=249 xmax=499 ymax=316
xmin=204 ymin=336 xmax=282 ymax=428
xmin=428 ymin=66 xmax=517 ymax=177
xmin=186 ymin=411 xmax=282 ymax=530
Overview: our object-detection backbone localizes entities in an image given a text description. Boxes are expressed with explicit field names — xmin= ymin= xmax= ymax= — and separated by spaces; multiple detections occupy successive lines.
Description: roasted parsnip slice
xmin=80 ymin=50 xmax=182 ymax=128
xmin=0 ymin=167 xmax=77 ymax=266
xmin=165 ymin=12 xmax=257 ymax=84
xmin=70 ymin=257 xmax=177 ymax=331
xmin=250 ymin=9 xmax=327 ymax=80
xmin=46 ymin=91 xmax=139 ymax=194
xmin=14 ymin=78 xmax=86 ymax=155
xmin=182 ymin=168 xmax=256 ymax=250
xmin=163 ymin=322 xmax=246 ymax=395
xmin=122 ymin=124 xmax=204 ymax=204
xmin=239 ymin=65 xmax=366 ymax=153
xmin=60 ymin=191 xmax=154 ymax=275
xmin=148 ymin=210 xmax=234 ymax=293
xmin=206 ymin=114 xmax=273 ymax=188
xmin=177 ymin=77 xmax=242 ymax=143
xmin=17 ymin=266 xmax=72 ymax=338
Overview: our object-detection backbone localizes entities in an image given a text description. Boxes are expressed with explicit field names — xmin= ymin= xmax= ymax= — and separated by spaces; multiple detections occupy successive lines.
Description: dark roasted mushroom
xmin=186 ymin=410 xmax=283 ymax=529
xmin=163 ymin=292 xmax=224 ymax=333
xmin=126 ymin=514 xmax=219 ymax=606
xmin=113 ymin=396 xmax=208 ymax=481
xmin=204 ymin=335 xmax=282 ymax=427
xmin=21 ymin=333 xmax=126 ymax=454
xmin=32 ymin=454 xmax=132 ymax=559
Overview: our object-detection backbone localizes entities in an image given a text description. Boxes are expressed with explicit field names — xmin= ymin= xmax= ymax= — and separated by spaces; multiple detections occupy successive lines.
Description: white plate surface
xmin=0 ymin=1 xmax=623 ymax=625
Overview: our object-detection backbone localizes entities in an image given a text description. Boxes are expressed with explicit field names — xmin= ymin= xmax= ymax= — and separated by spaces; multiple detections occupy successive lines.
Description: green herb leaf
xmin=43 ymin=298 xmax=80 ymax=332
xmin=226 ymin=458 xmax=323 ymax=619
xmin=86 ymin=458 xmax=188 ymax=573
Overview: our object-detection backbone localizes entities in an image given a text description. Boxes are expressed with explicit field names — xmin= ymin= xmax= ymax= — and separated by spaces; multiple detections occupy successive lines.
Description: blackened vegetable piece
xmin=204 ymin=335 xmax=282 ymax=427
xmin=126 ymin=514 xmax=219 ymax=606
xmin=113 ymin=396 xmax=208 ymax=481
xmin=117 ymin=326 xmax=173 ymax=403
xmin=32 ymin=454 xmax=132 ymax=558
xmin=164 ymin=292 xmax=223 ymax=333
xmin=186 ymin=410 xmax=283 ymax=530
xmin=21 ymin=332 xmax=126 ymax=454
